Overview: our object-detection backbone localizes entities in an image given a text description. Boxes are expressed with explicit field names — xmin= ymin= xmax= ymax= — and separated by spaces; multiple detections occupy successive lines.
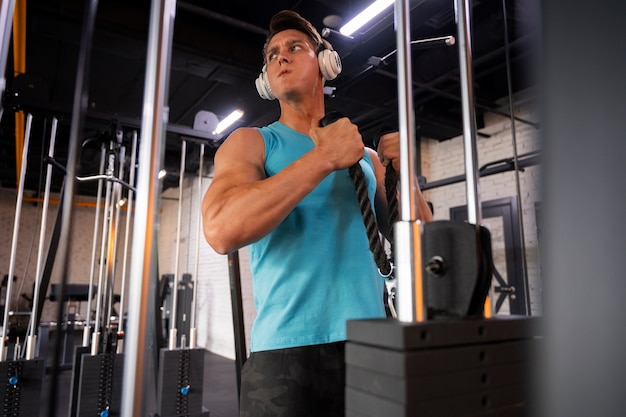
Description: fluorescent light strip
xmin=214 ymin=109 xmax=244 ymax=135
xmin=339 ymin=0 xmax=394 ymax=37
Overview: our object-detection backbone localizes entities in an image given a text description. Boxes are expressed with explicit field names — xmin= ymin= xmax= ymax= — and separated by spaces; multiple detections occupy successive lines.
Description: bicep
xmin=203 ymin=129 xmax=266 ymax=208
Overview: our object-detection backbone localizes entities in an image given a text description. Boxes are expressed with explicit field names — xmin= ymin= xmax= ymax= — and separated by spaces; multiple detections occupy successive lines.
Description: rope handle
xmin=319 ymin=113 xmax=397 ymax=277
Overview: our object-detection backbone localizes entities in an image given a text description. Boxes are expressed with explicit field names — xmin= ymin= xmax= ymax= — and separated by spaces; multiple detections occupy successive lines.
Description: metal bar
xmin=0 ymin=113 xmax=32 ymax=361
xmin=455 ymin=0 xmax=492 ymax=316
xmin=189 ymin=143 xmax=205 ymax=349
xmin=117 ymin=130 xmax=138 ymax=354
xmin=375 ymin=67 xmax=537 ymax=129
xmin=169 ymin=139 xmax=187 ymax=349
xmin=455 ymin=0 xmax=481 ymax=225
xmin=121 ymin=0 xmax=177 ymax=415
xmin=394 ymin=0 xmax=425 ymax=323
xmin=104 ymin=145 xmax=126 ymax=334
xmin=86 ymin=110 xmax=223 ymax=141
xmin=92 ymin=143 xmax=115 ymax=355
xmin=378 ymin=35 xmax=456 ymax=63
xmin=84 ymin=143 xmax=107 ymax=347
xmin=420 ymin=151 xmax=540 ymax=190
xmin=43 ymin=155 xmax=138 ymax=190
xmin=177 ymin=1 xmax=268 ymax=36
xmin=26 ymin=117 xmax=58 ymax=360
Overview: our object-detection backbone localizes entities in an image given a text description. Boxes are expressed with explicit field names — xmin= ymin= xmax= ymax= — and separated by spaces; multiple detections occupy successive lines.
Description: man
xmin=202 ymin=10 xmax=432 ymax=416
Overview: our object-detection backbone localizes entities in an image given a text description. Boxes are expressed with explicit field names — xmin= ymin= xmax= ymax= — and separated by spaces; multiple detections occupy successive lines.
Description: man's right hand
xmin=309 ymin=116 xmax=364 ymax=171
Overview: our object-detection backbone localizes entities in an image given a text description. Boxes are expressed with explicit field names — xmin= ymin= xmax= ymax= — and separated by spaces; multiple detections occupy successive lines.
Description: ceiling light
xmin=213 ymin=109 xmax=244 ymax=135
xmin=340 ymin=0 xmax=394 ymax=37
xmin=158 ymin=169 xmax=167 ymax=179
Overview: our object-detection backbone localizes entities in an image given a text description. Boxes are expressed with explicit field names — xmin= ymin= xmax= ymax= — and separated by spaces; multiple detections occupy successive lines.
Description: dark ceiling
xmin=0 ymin=0 xmax=540 ymax=197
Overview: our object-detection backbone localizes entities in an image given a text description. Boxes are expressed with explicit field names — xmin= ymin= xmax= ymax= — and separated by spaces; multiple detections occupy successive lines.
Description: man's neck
xmin=279 ymin=107 xmax=325 ymax=136
xmin=277 ymin=86 xmax=325 ymax=135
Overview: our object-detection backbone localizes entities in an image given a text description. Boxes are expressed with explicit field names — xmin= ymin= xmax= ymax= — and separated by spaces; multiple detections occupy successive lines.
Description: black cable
xmin=502 ymin=0 xmax=531 ymax=314
xmin=46 ymin=1 xmax=99 ymax=415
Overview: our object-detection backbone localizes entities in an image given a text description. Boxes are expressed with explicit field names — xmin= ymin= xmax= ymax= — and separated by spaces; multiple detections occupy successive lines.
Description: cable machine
xmin=0 ymin=0 xmax=543 ymax=415
xmin=0 ymin=113 xmax=45 ymax=417
xmin=155 ymin=114 xmax=212 ymax=417
xmin=1 ymin=1 xmax=214 ymax=415
xmin=344 ymin=1 xmax=541 ymax=416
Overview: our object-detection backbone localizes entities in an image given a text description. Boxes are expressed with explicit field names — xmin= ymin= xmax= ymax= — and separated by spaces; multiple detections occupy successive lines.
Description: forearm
xmin=415 ymin=186 xmax=433 ymax=222
xmin=202 ymin=148 xmax=334 ymax=254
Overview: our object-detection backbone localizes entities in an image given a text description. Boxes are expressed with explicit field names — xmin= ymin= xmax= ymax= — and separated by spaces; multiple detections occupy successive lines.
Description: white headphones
xmin=255 ymin=40 xmax=342 ymax=100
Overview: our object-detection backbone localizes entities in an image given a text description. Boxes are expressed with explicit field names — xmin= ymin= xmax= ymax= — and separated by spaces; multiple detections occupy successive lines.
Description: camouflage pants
xmin=239 ymin=342 xmax=346 ymax=417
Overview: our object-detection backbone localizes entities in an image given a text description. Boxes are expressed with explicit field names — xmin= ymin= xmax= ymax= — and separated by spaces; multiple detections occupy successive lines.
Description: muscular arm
xmin=370 ymin=133 xmax=434 ymax=229
xmin=202 ymin=118 xmax=364 ymax=254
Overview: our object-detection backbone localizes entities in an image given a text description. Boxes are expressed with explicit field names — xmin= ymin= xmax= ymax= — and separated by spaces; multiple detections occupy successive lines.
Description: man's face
xmin=264 ymin=29 xmax=320 ymax=100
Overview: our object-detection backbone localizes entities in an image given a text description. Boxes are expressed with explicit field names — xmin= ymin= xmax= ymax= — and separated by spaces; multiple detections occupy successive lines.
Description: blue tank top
xmin=248 ymin=121 xmax=386 ymax=352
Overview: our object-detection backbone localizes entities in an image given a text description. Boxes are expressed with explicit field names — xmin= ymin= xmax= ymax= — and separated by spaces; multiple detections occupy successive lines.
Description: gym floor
xmin=38 ymin=350 xmax=239 ymax=417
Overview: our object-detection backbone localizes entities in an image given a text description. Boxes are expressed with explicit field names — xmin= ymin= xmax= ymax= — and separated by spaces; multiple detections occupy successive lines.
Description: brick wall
xmin=421 ymin=106 xmax=543 ymax=315
xmin=0 ymin=188 xmax=130 ymax=331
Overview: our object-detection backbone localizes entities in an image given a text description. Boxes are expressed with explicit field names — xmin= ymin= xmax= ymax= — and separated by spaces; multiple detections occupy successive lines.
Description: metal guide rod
xmin=190 ymin=143 xmax=205 ymax=349
xmin=92 ymin=143 xmax=115 ymax=355
xmin=169 ymin=139 xmax=187 ymax=349
xmin=455 ymin=0 xmax=493 ymax=317
xmin=121 ymin=0 xmax=177 ymax=415
xmin=104 ymin=145 xmax=126 ymax=332
xmin=117 ymin=130 xmax=139 ymax=354
xmin=393 ymin=0 xmax=425 ymax=323
xmin=455 ymin=0 xmax=482 ymax=225
xmin=25 ymin=117 xmax=58 ymax=360
xmin=0 ymin=0 xmax=16 ymax=121
xmin=84 ymin=143 xmax=107 ymax=347
xmin=0 ymin=113 xmax=32 ymax=361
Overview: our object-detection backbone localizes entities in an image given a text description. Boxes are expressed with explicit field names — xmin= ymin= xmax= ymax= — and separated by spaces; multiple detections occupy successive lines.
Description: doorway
xmin=450 ymin=196 xmax=530 ymax=315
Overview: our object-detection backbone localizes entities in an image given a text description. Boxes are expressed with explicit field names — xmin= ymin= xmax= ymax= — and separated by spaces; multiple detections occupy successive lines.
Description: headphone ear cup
xmin=318 ymin=49 xmax=342 ymax=81
xmin=255 ymin=68 xmax=275 ymax=100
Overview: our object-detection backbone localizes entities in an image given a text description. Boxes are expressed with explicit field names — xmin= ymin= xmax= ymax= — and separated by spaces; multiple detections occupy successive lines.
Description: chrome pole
xmin=104 ymin=144 xmax=126 ymax=333
xmin=393 ymin=0 xmax=425 ymax=322
xmin=169 ymin=139 xmax=186 ymax=349
xmin=117 ymin=130 xmax=139 ymax=354
xmin=455 ymin=0 xmax=492 ymax=316
xmin=83 ymin=143 xmax=107 ymax=347
xmin=121 ymin=0 xmax=177 ymax=415
xmin=25 ymin=117 xmax=58 ymax=360
xmin=91 ymin=142 xmax=115 ymax=355
xmin=189 ymin=143 xmax=204 ymax=349
xmin=455 ymin=0 xmax=482 ymax=225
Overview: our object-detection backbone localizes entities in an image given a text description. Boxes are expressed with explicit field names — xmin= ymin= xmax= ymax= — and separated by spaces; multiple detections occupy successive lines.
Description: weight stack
xmin=345 ymin=316 xmax=541 ymax=417
xmin=0 ymin=359 xmax=44 ymax=417
xmin=156 ymin=348 xmax=210 ymax=417
xmin=75 ymin=353 xmax=124 ymax=417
